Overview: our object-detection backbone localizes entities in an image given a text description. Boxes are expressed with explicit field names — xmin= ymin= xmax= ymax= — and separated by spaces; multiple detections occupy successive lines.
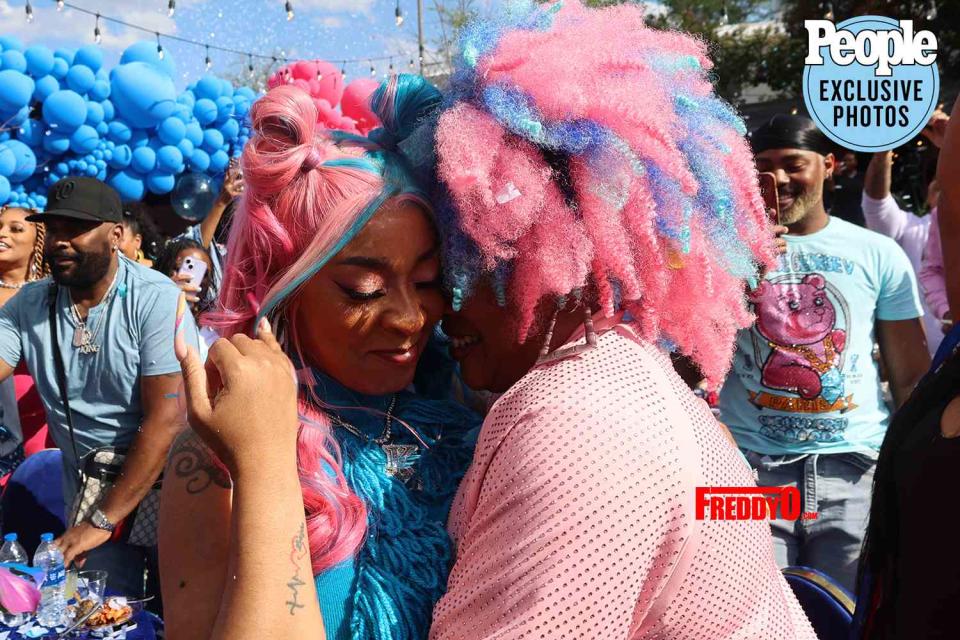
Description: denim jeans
xmin=742 ymin=449 xmax=878 ymax=593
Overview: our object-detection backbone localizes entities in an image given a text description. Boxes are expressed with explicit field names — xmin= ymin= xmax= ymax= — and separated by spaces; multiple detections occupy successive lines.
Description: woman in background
xmin=0 ymin=207 xmax=48 ymax=477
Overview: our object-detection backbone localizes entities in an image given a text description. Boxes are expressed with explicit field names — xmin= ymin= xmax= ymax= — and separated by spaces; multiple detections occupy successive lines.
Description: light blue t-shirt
xmin=719 ymin=217 xmax=923 ymax=454
xmin=0 ymin=256 xmax=199 ymax=480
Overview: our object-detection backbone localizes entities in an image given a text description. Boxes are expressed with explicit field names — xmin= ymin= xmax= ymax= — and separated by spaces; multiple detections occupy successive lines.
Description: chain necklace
xmin=0 ymin=279 xmax=24 ymax=289
xmin=329 ymin=395 xmax=422 ymax=488
xmin=68 ymin=273 xmax=119 ymax=355
xmin=771 ymin=335 xmax=838 ymax=375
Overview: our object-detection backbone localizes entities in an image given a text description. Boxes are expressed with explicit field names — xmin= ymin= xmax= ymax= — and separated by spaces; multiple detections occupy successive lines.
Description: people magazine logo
xmin=695 ymin=487 xmax=818 ymax=522
xmin=802 ymin=16 xmax=939 ymax=152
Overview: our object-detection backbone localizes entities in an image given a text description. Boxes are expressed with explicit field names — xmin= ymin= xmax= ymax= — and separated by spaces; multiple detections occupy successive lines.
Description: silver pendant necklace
xmin=67 ymin=273 xmax=119 ymax=355
xmin=330 ymin=395 xmax=422 ymax=488
xmin=0 ymin=279 xmax=24 ymax=290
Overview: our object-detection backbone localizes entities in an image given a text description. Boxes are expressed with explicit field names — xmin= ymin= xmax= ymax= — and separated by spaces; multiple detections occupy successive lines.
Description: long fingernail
xmin=258 ymin=316 xmax=272 ymax=335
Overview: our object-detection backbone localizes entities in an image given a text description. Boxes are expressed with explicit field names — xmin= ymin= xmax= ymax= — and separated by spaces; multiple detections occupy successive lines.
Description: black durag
xmin=749 ymin=114 xmax=835 ymax=156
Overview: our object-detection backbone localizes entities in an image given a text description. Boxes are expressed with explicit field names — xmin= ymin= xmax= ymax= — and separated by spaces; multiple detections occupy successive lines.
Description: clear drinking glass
xmin=77 ymin=570 xmax=107 ymax=603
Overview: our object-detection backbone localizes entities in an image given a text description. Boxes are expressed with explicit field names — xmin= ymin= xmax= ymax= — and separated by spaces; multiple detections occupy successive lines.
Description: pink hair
xmin=206 ymin=85 xmax=395 ymax=573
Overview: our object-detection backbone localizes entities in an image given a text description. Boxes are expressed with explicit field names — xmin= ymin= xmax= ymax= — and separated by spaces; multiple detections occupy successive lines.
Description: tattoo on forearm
xmin=169 ymin=432 xmax=232 ymax=495
xmin=285 ymin=523 xmax=307 ymax=616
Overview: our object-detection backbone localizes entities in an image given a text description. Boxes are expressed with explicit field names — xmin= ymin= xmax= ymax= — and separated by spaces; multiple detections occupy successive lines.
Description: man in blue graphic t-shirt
xmin=719 ymin=115 xmax=930 ymax=591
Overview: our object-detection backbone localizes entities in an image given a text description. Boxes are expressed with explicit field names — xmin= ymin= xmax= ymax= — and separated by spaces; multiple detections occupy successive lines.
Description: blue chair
xmin=0 ymin=449 xmax=66 ymax=557
xmin=783 ymin=566 xmax=855 ymax=640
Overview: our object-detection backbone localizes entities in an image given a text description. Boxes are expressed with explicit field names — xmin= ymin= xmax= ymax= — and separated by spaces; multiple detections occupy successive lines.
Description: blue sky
xmin=0 ymin=0 xmax=484 ymax=88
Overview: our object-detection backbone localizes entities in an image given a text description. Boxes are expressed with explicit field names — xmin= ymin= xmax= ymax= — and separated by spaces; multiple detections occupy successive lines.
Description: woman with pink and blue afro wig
xmin=429 ymin=2 xmax=817 ymax=638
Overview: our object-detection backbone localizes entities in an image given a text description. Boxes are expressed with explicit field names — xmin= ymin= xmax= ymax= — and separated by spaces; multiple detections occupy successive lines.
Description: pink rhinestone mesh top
xmin=430 ymin=317 xmax=817 ymax=639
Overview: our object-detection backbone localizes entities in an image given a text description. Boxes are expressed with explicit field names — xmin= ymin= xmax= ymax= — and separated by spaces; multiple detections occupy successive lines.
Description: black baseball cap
xmin=27 ymin=177 xmax=123 ymax=223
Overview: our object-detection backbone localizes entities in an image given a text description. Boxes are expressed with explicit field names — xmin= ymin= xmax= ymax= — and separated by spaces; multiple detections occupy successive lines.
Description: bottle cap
xmin=3 ymin=533 xmax=16 ymax=542
xmin=40 ymin=533 xmax=53 ymax=542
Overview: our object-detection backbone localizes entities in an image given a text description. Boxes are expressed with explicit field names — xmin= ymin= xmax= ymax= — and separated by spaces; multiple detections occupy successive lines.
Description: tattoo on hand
xmin=170 ymin=432 xmax=232 ymax=495
xmin=285 ymin=523 xmax=307 ymax=616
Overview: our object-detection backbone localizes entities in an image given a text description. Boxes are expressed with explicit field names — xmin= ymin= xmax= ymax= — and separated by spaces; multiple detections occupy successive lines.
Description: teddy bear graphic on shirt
xmin=749 ymin=273 xmax=848 ymax=405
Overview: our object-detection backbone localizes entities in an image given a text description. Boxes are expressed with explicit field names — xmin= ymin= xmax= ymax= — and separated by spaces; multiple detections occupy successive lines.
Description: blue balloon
xmin=55 ymin=162 xmax=68 ymax=175
xmin=184 ymin=121 xmax=203 ymax=146
xmin=110 ymin=62 xmax=177 ymax=128
xmin=108 ymin=144 xmax=132 ymax=169
xmin=146 ymin=172 xmax=175 ymax=195
xmin=25 ymin=45 xmax=55 ymax=77
xmin=219 ymin=79 xmax=232 ymax=98
xmin=53 ymin=48 xmax=75 ymax=65
xmin=158 ymin=117 xmax=186 ymax=145
xmin=32 ymin=74 xmax=59 ymax=102
xmin=177 ymin=138 xmax=194 ymax=159
xmin=95 ymin=121 xmax=108 ymax=136
xmin=130 ymin=130 xmax=150 ymax=148
xmin=232 ymin=96 xmax=251 ymax=118
xmin=0 ymin=145 xmax=15 ymax=177
xmin=209 ymin=149 xmax=229 ymax=174
xmin=119 ymin=42 xmax=176 ymax=78
xmin=42 ymin=132 xmax=70 ymax=155
xmin=1 ymin=50 xmax=27 ymax=73
xmin=0 ymin=37 xmax=24 ymax=53
xmin=131 ymin=146 xmax=156 ymax=174
xmin=108 ymin=170 xmax=145 ymax=200
xmin=235 ymin=86 xmax=256 ymax=101
xmin=202 ymin=128 xmax=224 ymax=153
xmin=187 ymin=148 xmax=210 ymax=172
xmin=193 ymin=98 xmax=218 ymax=126
xmin=172 ymin=172 xmax=216 ymax=222
xmin=84 ymin=164 xmax=98 ymax=177
xmin=0 ymin=70 xmax=35 ymax=112
xmin=0 ymin=176 xmax=9 ymax=204
xmin=100 ymin=99 xmax=114 ymax=120
xmin=43 ymin=90 xmax=87 ymax=132
xmin=195 ymin=75 xmax=221 ymax=101
xmin=173 ymin=104 xmax=191 ymax=122
xmin=16 ymin=119 xmax=43 ymax=146
xmin=156 ymin=145 xmax=183 ymax=173
xmin=220 ymin=118 xmax=240 ymax=141
xmin=70 ymin=125 xmax=99 ymax=154
xmin=108 ymin=120 xmax=131 ymax=143
xmin=85 ymin=101 xmax=104 ymax=126
xmin=7 ymin=106 xmax=28 ymax=127
xmin=89 ymin=80 xmax=110 ymax=101
xmin=214 ymin=96 xmax=234 ymax=123
xmin=66 ymin=64 xmax=95 ymax=94
xmin=74 ymin=45 xmax=103 ymax=73
xmin=3 ymin=140 xmax=36 ymax=183
xmin=177 ymin=91 xmax=195 ymax=110
xmin=51 ymin=58 xmax=68 ymax=79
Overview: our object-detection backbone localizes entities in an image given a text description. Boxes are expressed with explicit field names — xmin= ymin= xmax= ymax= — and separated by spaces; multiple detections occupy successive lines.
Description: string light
xmin=316 ymin=61 xmax=323 ymax=81
xmin=925 ymin=1 xmax=938 ymax=20
xmin=408 ymin=58 xmax=415 ymax=70
xmin=25 ymin=0 xmax=33 ymax=23
xmin=395 ymin=0 xmax=403 ymax=27
xmin=205 ymin=44 xmax=212 ymax=70
xmin=720 ymin=2 xmax=728 ymax=25
xmin=156 ymin=32 xmax=164 ymax=60
xmin=168 ymin=0 xmax=176 ymax=18
xmin=341 ymin=63 xmax=347 ymax=80
xmin=369 ymin=61 xmax=376 ymax=77
xmin=822 ymin=1 xmax=834 ymax=20
xmin=388 ymin=58 xmax=394 ymax=76
xmin=248 ymin=54 xmax=255 ymax=77
xmin=94 ymin=13 xmax=102 ymax=44
xmin=285 ymin=0 xmax=294 ymax=21
xmin=56 ymin=0 xmax=64 ymax=10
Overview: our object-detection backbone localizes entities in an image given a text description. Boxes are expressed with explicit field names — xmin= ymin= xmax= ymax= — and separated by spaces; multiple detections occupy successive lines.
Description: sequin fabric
xmin=430 ymin=320 xmax=816 ymax=639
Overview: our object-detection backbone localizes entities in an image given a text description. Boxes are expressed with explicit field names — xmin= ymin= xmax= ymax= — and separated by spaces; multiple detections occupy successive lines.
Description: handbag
xmin=48 ymin=285 xmax=161 ymax=547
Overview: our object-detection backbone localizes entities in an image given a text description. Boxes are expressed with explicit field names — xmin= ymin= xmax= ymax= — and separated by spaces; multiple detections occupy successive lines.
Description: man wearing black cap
xmin=0 ymin=177 xmax=199 ymax=597
xmin=718 ymin=115 xmax=930 ymax=591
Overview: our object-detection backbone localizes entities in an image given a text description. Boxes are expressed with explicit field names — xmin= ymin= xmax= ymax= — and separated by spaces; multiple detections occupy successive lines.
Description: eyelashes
xmin=337 ymin=278 xmax=442 ymax=303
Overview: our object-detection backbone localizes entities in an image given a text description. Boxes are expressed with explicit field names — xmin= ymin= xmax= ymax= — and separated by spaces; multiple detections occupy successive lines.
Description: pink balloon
xmin=313 ymin=60 xmax=344 ymax=106
xmin=340 ymin=78 xmax=380 ymax=135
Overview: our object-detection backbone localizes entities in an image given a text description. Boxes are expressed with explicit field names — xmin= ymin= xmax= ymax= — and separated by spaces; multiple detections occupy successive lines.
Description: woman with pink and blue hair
xmin=158 ymin=75 xmax=479 ymax=640
xmin=426 ymin=1 xmax=817 ymax=637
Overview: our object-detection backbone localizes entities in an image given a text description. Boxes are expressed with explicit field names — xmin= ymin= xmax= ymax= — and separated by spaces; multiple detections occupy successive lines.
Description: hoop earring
xmin=136 ymin=249 xmax=145 ymax=262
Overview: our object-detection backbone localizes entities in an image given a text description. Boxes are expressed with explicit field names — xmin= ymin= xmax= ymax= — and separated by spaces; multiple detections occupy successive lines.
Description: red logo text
xmin=695 ymin=487 xmax=819 ymax=521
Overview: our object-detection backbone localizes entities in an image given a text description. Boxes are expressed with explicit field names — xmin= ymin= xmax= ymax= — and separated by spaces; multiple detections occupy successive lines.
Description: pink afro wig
xmin=433 ymin=0 xmax=776 ymax=384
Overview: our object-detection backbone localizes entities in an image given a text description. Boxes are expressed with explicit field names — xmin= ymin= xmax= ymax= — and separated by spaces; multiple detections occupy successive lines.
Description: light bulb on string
xmin=823 ymin=1 xmax=834 ymax=20
xmin=25 ymin=0 xmax=33 ymax=23
xmin=168 ymin=0 xmax=176 ymax=17
xmin=388 ymin=58 xmax=394 ymax=75
xmin=285 ymin=1 xmax=294 ymax=21
xmin=205 ymin=45 xmax=212 ymax=70
xmin=94 ymin=14 xmax=102 ymax=44
xmin=395 ymin=1 xmax=403 ymax=27
xmin=156 ymin=32 xmax=164 ymax=60
xmin=341 ymin=63 xmax=347 ymax=80
xmin=316 ymin=61 xmax=323 ymax=81
xmin=720 ymin=2 xmax=728 ymax=25
xmin=926 ymin=1 xmax=938 ymax=20
xmin=248 ymin=54 xmax=255 ymax=78
xmin=56 ymin=0 xmax=64 ymax=10
xmin=369 ymin=61 xmax=376 ymax=77
xmin=408 ymin=58 xmax=415 ymax=70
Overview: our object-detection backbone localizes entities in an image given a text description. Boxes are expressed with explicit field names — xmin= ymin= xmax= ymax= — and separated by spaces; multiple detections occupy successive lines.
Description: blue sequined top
xmin=306 ymin=370 xmax=480 ymax=640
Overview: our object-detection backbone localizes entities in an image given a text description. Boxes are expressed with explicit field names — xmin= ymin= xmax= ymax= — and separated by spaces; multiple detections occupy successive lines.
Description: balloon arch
xmin=0 ymin=36 xmax=382 ymax=220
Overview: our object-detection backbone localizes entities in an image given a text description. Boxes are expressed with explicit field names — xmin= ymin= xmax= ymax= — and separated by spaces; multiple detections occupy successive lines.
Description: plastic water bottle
xmin=0 ymin=533 xmax=29 ymax=627
xmin=32 ymin=533 xmax=66 ymax=628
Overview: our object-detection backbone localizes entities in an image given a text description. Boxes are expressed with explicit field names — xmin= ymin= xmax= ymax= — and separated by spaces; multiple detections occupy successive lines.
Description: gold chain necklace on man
xmin=771 ymin=335 xmax=837 ymax=375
